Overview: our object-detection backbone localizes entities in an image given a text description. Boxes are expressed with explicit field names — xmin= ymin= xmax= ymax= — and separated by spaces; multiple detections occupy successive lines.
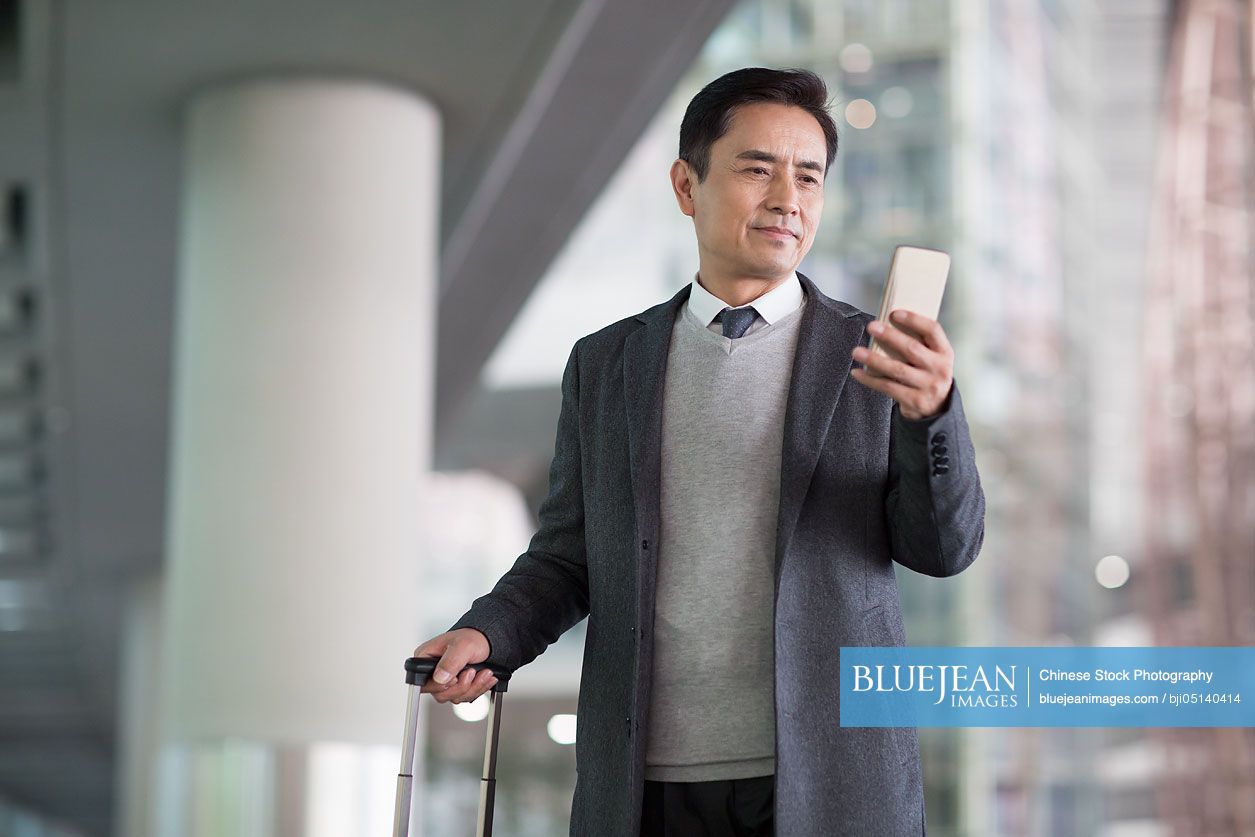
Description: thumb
xmin=413 ymin=634 xmax=459 ymax=685
xmin=432 ymin=636 xmax=476 ymax=686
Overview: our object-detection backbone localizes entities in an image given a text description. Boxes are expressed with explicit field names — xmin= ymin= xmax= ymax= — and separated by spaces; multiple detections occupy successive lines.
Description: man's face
xmin=672 ymin=102 xmax=827 ymax=282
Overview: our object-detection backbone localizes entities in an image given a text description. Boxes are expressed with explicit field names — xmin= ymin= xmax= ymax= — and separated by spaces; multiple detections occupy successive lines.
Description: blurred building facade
xmin=1137 ymin=0 xmax=1255 ymax=833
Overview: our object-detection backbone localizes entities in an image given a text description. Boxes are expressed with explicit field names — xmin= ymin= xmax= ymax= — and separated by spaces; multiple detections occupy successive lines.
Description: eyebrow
xmin=734 ymin=149 xmax=824 ymax=174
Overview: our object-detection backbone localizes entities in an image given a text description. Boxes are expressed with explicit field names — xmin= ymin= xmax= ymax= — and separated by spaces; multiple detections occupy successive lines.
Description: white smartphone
xmin=864 ymin=245 xmax=951 ymax=376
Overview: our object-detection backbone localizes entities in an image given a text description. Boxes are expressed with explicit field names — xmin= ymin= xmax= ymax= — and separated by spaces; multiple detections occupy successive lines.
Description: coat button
xmin=932 ymin=465 xmax=950 ymax=476
xmin=641 ymin=539 xmax=649 ymax=549
xmin=932 ymin=445 xmax=948 ymax=455
xmin=933 ymin=433 xmax=947 ymax=445
xmin=934 ymin=456 xmax=950 ymax=465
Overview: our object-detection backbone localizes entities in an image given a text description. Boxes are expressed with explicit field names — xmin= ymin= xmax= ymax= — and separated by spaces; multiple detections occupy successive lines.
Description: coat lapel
xmin=774 ymin=272 xmax=866 ymax=578
xmin=623 ymin=283 xmax=691 ymax=557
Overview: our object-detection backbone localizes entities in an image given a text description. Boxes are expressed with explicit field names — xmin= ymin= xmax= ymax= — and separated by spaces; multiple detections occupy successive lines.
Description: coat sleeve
xmin=448 ymin=340 xmax=591 ymax=671
xmin=883 ymin=379 xmax=986 ymax=577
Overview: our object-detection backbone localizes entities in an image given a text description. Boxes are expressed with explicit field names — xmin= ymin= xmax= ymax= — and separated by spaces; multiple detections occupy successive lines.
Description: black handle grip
xmin=405 ymin=656 xmax=512 ymax=693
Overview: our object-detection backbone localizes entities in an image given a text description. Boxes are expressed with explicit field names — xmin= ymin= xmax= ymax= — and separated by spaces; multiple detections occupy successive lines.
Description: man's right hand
xmin=413 ymin=628 xmax=497 ymax=704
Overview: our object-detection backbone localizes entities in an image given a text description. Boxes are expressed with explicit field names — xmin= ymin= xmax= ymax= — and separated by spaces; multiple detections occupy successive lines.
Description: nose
xmin=765 ymin=172 xmax=800 ymax=218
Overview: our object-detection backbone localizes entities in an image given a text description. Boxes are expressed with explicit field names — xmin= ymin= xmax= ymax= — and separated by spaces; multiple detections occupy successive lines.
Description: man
xmin=414 ymin=67 xmax=985 ymax=836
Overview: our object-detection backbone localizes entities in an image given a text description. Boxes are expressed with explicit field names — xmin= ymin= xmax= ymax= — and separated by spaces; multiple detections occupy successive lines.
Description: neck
xmin=695 ymin=267 xmax=792 ymax=308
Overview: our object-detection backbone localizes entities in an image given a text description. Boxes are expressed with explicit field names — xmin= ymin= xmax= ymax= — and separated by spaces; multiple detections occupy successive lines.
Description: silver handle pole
xmin=393 ymin=682 xmax=423 ymax=837
xmin=476 ymin=691 xmax=505 ymax=837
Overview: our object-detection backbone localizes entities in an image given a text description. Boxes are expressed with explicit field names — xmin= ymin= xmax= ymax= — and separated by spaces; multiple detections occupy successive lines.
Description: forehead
xmin=715 ymin=102 xmax=827 ymax=158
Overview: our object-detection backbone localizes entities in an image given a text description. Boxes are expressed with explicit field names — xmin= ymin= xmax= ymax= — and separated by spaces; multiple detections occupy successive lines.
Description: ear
xmin=670 ymin=158 xmax=697 ymax=218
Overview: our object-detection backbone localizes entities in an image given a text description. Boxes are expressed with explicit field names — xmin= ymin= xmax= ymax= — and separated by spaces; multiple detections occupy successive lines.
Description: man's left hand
xmin=850 ymin=309 xmax=954 ymax=421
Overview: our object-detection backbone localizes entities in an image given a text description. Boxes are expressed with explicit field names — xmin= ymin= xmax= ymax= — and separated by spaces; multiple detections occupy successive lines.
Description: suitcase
xmin=393 ymin=657 xmax=514 ymax=837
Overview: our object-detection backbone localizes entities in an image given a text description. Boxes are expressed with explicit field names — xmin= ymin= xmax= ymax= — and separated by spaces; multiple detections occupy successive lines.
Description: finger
xmin=414 ymin=645 xmax=447 ymax=694
xmin=888 ymin=309 xmax=952 ymax=356
xmin=450 ymin=667 xmax=481 ymax=703
xmin=853 ymin=367 xmax=946 ymax=418
xmin=853 ymin=345 xmax=930 ymax=389
xmin=431 ymin=641 xmax=471 ymax=687
xmin=850 ymin=366 xmax=890 ymax=397
xmin=868 ymin=320 xmax=940 ymax=372
xmin=468 ymin=669 xmax=498 ymax=700
xmin=421 ymin=669 xmax=458 ymax=695
xmin=851 ymin=367 xmax=917 ymax=406
xmin=431 ymin=667 xmax=474 ymax=703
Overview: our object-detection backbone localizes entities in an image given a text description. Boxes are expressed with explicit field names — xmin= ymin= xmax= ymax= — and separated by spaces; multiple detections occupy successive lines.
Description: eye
xmin=800 ymin=175 xmax=819 ymax=184
xmin=748 ymin=167 xmax=769 ymax=175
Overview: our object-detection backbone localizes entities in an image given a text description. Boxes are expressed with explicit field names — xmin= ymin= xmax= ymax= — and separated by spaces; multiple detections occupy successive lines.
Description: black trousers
xmin=639 ymin=775 xmax=774 ymax=836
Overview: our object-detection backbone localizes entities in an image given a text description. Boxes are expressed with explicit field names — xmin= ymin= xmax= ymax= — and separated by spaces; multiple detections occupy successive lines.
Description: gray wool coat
xmin=451 ymin=271 xmax=986 ymax=836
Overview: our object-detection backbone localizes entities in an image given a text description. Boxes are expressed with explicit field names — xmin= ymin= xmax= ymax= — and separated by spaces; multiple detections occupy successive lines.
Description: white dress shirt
xmin=685 ymin=271 xmax=806 ymax=338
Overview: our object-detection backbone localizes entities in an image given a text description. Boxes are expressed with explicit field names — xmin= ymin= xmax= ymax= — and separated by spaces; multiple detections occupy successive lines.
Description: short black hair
xmin=679 ymin=67 xmax=838 ymax=182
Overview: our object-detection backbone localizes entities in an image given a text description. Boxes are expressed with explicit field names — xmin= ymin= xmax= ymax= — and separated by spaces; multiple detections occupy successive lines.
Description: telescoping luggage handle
xmin=393 ymin=657 xmax=513 ymax=837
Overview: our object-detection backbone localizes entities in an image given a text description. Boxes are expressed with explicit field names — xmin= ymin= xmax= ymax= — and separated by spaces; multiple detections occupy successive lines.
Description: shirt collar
xmin=687 ymin=270 xmax=805 ymax=328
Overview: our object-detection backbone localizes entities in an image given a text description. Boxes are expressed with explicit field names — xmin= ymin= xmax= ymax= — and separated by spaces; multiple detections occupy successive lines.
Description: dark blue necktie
xmin=719 ymin=306 xmax=757 ymax=339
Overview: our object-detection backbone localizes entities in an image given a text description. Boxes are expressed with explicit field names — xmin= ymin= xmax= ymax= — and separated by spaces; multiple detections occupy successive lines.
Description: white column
xmin=157 ymin=78 xmax=440 ymax=835
xmin=114 ymin=576 xmax=165 ymax=837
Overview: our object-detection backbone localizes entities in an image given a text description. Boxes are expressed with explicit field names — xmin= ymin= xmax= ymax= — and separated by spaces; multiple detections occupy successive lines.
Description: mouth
xmin=754 ymin=226 xmax=798 ymax=240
